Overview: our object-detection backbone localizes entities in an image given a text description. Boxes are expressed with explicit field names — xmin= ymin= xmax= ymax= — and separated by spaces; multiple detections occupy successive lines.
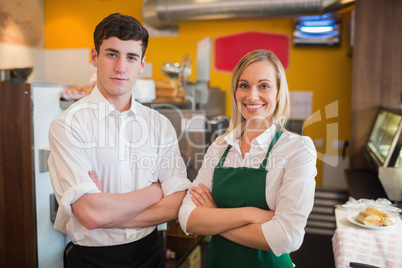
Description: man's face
xmin=91 ymin=37 xmax=146 ymax=104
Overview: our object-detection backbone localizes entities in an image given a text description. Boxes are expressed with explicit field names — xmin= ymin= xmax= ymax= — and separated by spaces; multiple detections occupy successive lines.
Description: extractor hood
xmin=142 ymin=0 xmax=355 ymax=28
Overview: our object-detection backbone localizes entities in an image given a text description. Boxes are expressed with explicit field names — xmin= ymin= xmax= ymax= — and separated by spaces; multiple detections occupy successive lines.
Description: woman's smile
xmin=243 ymin=103 xmax=265 ymax=112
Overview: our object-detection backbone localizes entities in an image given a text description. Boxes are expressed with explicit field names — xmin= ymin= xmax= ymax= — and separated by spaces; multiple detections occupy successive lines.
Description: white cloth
xmin=333 ymin=207 xmax=402 ymax=268
xmin=178 ymin=124 xmax=317 ymax=256
xmin=48 ymin=86 xmax=191 ymax=246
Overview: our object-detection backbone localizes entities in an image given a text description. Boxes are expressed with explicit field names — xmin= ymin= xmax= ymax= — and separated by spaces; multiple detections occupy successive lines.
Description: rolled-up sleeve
xmin=263 ymin=136 xmax=317 ymax=256
xmin=155 ymin=116 xmax=191 ymax=196
xmin=48 ymin=116 xmax=100 ymax=219
xmin=178 ymin=144 xmax=217 ymax=234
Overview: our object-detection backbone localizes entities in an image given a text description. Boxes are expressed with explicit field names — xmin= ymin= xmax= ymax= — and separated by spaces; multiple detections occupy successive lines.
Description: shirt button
xmin=129 ymin=234 xmax=135 ymax=239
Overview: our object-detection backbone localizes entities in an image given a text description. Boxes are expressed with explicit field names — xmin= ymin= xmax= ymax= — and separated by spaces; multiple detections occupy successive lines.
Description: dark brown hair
xmin=93 ymin=13 xmax=149 ymax=58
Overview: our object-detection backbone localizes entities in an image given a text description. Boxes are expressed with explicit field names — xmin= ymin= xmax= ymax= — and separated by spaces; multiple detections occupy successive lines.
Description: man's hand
xmin=88 ymin=170 xmax=163 ymax=201
xmin=89 ymin=170 xmax=103 ymax=191
xmin=74 ymin=170 xmax=164 ymax=229
xmin=189 ymin=183 xmax=217 ymax=208
xmin=148 ymin=181 xmax=163 ymax=201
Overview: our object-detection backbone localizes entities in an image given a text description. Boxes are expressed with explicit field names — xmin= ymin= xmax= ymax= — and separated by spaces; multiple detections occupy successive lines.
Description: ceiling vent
xmin=142 ymin=0 xmax=355 ymax=28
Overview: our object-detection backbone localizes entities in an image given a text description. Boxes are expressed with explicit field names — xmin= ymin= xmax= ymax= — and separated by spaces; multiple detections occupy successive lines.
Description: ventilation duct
xmin=142 ymin=0 xmax=354 ymax=28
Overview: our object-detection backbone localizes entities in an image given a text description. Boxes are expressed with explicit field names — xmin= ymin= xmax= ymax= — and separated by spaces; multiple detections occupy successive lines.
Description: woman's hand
xmin=246 ymin=207 xmax=275 ymax=224
xmin=190 ymin=183 xmax=217 ymax=208
xmin=89 ymin=170 xmax=103 ymax=191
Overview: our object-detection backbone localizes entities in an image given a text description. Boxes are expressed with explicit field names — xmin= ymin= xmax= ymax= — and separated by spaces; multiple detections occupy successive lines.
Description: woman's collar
xmin=223 ymin=122 xmax=277 ymax=148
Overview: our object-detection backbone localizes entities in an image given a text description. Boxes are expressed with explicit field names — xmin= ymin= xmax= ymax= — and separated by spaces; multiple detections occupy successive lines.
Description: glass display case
xmin=345 ymin=106 xmax=402 ymax=203
xmin=366 ymin=105 xmax=402 ymax=168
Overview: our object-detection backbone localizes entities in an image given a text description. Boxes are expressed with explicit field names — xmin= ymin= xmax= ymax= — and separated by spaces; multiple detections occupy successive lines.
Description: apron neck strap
xmin=260 ymin=130 xmax=283 ymax=170
xmin=217 ymin=129 xmax=283 ymax=169
xmin=217 ymin=144 xmax=232 ymax=168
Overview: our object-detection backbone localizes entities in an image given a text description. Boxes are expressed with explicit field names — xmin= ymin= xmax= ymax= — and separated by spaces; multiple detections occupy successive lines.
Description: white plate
xmin=347 ymin=215 xmax=397 ymax=230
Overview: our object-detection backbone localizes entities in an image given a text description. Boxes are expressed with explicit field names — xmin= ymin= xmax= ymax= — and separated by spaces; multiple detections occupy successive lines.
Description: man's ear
xmin=139 ymin=56 xmax=146 ymax=74
xmin=91 ymin=48 xmax=98 ymax=67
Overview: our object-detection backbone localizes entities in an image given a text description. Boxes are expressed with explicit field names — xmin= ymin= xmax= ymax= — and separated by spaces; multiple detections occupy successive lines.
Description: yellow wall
xmin=45 ymin=0 xmax=354 ymax=186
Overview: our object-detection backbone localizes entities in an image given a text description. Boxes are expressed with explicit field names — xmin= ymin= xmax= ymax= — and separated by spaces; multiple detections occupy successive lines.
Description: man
xmin=48 ymin=13 xmax=190 ymax=267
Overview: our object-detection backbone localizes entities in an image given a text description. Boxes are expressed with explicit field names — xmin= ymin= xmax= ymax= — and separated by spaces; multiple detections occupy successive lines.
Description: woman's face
xmin=235 ymin=60 xmax=278 ymax=124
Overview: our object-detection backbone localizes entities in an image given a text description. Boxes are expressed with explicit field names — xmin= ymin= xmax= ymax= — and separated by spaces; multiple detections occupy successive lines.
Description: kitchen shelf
xmin=165 ymin=222 xmax=203 ymax=268
xmin=59 ymin=99 xmax=75 ymax=109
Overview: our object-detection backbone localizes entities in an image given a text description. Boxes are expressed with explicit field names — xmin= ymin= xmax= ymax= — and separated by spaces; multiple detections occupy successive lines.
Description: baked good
xmin=365 ymin=207 xmax=395 ymax=226
xmin=355 ymin=211 xmax=382 ymax=227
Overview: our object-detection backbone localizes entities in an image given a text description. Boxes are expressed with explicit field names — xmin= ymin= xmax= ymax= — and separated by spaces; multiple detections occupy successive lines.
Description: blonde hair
xmin=219 ymin=49 xmax=290 ymax=142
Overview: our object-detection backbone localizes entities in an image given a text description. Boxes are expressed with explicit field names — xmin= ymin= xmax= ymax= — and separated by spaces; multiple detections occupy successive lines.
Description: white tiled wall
xmin=1 ymin=42 xmax=96 ymax=85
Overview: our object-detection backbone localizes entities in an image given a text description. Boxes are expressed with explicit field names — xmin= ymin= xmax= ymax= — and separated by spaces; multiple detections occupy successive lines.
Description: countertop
xmin=332 ymin=206 xmax=402 ymax=268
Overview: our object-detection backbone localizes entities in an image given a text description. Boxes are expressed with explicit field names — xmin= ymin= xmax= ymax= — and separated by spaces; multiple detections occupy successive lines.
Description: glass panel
xmin=395 ymin=148 xmax=402 ymax=168
xmin=367 ymin=110 xmax=402 ymax=166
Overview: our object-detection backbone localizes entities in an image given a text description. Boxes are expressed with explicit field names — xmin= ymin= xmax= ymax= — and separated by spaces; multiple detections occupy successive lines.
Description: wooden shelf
xmin=165 ymin=222 xmax=203 ymax=268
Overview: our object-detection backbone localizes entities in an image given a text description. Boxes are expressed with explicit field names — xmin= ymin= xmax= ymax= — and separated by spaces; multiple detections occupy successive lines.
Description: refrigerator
xmin=0 ymin=81 xmax=67 ymax=267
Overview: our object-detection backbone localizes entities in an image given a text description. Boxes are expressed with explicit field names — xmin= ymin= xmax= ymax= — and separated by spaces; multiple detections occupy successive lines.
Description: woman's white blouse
xmin=178 ymin=124 xmax=317 ymax=256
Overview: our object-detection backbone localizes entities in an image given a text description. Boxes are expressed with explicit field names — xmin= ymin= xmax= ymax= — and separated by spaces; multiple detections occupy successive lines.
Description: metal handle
xmin=39 ymin=148 xmax=51 ymax=172
xmin=349 ymin=262 xmax=381 ymax=268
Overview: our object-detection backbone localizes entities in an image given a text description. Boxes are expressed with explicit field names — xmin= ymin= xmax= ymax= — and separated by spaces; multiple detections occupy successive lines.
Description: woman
xmin=178 ymin=49 xmax=317 ymax=267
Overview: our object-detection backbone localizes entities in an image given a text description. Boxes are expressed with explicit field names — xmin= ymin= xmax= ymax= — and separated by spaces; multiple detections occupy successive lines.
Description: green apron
xmin=206 ymin=130 xmax=293 ymax=268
